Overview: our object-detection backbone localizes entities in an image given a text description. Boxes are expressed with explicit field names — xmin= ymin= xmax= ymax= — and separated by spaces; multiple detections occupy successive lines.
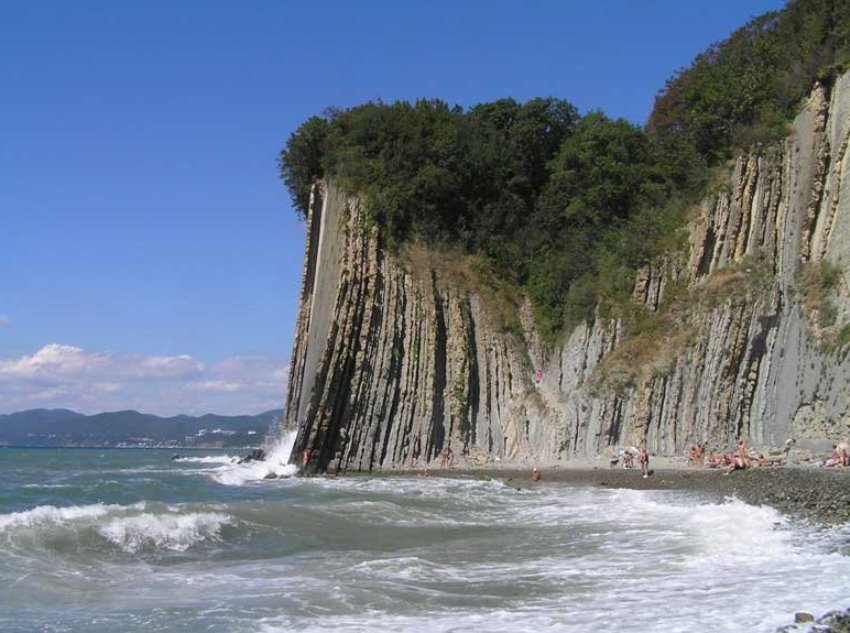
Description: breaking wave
xmin=0 ymin=501 xmax=232 ymax=556
xmin=98 ymin=512 xmax=231 ymax=553
xmin=0 ymin=502 xmax=145 ymax=532
xmin=206 ymin=429 xmax=299 ymax=485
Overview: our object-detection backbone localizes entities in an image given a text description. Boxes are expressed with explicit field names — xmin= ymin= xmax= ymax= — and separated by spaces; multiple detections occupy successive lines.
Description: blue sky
xmin=0 ymin=0 xmax=783 ymax=415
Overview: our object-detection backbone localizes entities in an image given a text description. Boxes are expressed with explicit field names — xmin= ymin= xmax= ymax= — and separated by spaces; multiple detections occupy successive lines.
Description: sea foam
xmin=0 ymin=502 xmax=146 ymax=532
xmin=98 ymin=512 xmax=231 ymax=553
xmin=206 ymin=429 xmax=299 ymax=486
xmin=173 ymin=455 xmax=238 ymax=465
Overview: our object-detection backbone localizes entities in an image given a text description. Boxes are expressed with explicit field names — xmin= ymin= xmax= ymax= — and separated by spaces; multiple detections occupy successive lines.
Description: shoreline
xmin=365 ymin=464 xmax=850 ymax=525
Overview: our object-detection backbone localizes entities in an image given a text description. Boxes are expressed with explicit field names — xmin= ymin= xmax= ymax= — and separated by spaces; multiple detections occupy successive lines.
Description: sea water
xmin=1 ymin=434 xmax=848 ymax=633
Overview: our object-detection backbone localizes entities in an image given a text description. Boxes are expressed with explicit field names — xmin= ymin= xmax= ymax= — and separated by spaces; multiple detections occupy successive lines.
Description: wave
xmin=1 ymin=501 xmax=232 ymax=555
xmin=98 ymin=512 xmax=230 ymax=553
xmin=173 ymin=455 xmax=238 ymax=465
xmin=0 ymin=502 xmax=145 ymax=532
xmin=207 ymin=430 xmax=299 ymax=486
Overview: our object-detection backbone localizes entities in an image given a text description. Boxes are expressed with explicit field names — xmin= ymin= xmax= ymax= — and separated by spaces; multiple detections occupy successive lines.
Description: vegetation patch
xmin=590 ymin=255 xmax=775 ymax=392
xmin=401 ymin=243 xmax=525 ymax=339
xmin=589 ymin=287 xmax=694 ymax=394
xmin=799 ymin=259 xmax=850 ymax=351
xmin=696 ymin=255 xmax=775 ymax=308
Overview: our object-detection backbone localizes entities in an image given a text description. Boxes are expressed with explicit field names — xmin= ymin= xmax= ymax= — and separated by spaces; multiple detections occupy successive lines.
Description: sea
xmin=1 ymin=432 xmax=849 ymax=633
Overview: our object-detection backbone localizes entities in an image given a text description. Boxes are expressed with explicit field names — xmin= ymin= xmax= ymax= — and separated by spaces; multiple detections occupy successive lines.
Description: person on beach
xmin=696 ymin=442 xmax=707 ymax=467
xmin=837 ymin=441 xmax=850 ymax=467
xmin=531 ymin=467 xmax=542 ymax=482
xmin=686 ymin=444 xmax=703 ymax=467
xmin=822 ymin=444 xmax=847 ymax=469
xmin=820 ymin=448 xmax=841 ymax=469
xmin=756 ymin=453 xmax=777 ymax=468
xmin=783 ymin=438 xmax=796 ymax=457
xmin=725 ymin=454 xmax=750 ymax=475
xmin=639 ymin=446 xmax=649 ymax=478
xmin=439 ymin=446 xmax=454 ymax=469
xmin=622 ymin=449 xmax=630 ymax=469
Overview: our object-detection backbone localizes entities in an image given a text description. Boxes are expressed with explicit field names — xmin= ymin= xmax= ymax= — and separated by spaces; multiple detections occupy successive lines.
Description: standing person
xmin=782 ymin=438 xmax=796 ymax=460
xmin=837 ymin=441 xmax=850 ymax=467
xmin=639 ymin=446 xmax=649 ymax=479
xmin=531 ymin=467 xmax=542 ymax=482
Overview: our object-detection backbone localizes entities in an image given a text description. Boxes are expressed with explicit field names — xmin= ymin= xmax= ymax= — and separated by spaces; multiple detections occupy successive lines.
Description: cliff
xmin=284 ymin=74 xmax=850 ymax=473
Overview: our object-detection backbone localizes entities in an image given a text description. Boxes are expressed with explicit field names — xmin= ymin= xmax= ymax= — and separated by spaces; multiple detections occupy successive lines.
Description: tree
xmin=279 ymin=116 xmax=329 ymax=218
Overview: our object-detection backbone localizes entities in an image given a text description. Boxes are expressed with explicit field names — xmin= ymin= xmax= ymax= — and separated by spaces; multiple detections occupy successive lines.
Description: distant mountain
xmin=0 ymin=408 xmax=283 ymax=448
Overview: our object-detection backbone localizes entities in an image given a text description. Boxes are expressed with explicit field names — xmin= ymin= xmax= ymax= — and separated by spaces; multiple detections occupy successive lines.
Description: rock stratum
xmin=284 ymin=75 xmax=850 ymax=474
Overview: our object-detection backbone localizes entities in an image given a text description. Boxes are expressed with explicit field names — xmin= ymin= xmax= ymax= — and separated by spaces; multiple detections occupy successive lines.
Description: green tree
xmin=279 ymin=116 xmax=329 ymax=219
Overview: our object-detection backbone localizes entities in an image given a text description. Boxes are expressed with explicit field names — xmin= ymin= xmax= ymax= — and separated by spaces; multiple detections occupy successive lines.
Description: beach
xmin=388 ymin=459 xmax=850 ymax=525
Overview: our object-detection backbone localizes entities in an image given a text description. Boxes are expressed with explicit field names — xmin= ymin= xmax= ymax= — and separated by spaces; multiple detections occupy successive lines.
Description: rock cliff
xmin=284 ymin=74 xmax=850 ymax=473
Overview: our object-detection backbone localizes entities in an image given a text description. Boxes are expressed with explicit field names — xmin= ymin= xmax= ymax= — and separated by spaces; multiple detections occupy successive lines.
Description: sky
xmin=0 ymin=0 xmax=785 ymax=416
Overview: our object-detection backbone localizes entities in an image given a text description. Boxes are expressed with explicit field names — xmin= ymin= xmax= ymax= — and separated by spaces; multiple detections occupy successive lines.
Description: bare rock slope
xmin=285 ymin=75 xmax=850 ymax=473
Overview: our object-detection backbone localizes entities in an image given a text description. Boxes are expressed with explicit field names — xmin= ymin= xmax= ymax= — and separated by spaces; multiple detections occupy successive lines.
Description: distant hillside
xmin=0 ymin=408 xmax=283 ymax=448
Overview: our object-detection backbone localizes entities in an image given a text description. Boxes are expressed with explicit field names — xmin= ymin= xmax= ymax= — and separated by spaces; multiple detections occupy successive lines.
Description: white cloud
xmin=0 ymin=315 xmax=11 ymax=327
xmin=186 ymin=380 xmax=244 ymax=393
xmin=0 ymin=344 xmax=204 ymax=383
xmin=0 ymin=344 xmax=287 ymax=416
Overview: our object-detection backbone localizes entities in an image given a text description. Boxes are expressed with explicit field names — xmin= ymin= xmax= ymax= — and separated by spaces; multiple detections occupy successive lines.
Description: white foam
xmin=0 ymin=502 xmax=146 ymax=532
xmin=173 ymin=455 xmax=238 ymax=465
xmin=252 ymin=484 xmax=850 ymax=633
xmin=98 ymin=512 xmax=231 ymax=553
xmin=208 ymin=430 xmax=299 ymax=486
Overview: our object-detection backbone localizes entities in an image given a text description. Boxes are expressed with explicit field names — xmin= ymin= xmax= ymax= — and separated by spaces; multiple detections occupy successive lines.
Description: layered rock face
xmin=285 ymin=74 xmax=850 ymax=473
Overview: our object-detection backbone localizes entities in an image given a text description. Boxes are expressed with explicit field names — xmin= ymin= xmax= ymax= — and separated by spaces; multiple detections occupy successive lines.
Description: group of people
xmin=686 ymin=438 xmax=770 ymax=474
xmin=609 ymin=445 xmax=651 ymax=478
xmin=685 ymin=437 xmax=850 ymax=473
xmin=685 ymin=440 xmax=751 ymax=473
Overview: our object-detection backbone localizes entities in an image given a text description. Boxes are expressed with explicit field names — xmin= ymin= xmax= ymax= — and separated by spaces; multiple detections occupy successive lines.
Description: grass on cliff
xmin=590 ymin=255 xmax=776 ymax=392
xmin=799 ymin=259 xmax=850 ymax=352
xmin=401 ymin=243 xmax=525 ymax=340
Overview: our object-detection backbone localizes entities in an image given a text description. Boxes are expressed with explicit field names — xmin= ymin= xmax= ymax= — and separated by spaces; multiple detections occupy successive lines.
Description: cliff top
xmin=280 ymin=0 xmax=850 ymax=341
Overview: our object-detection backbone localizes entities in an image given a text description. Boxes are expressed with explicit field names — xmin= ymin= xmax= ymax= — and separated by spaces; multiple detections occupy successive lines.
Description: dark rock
xmin=815 ymin=609 xmax=850 ymax=633
xmin=796 ymin=612 xmax=815 ymax=623
xmin=238 ymin=448 xmax=266 ymax=464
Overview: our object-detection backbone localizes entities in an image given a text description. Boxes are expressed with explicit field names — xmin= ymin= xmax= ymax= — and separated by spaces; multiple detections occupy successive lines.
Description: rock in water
xmin=238 ymin=448 xmax=266 ymax=464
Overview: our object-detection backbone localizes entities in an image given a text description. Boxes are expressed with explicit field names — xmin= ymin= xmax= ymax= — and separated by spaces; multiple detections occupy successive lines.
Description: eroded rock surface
xmin=284 ymin=75 xmax=850 ymax=473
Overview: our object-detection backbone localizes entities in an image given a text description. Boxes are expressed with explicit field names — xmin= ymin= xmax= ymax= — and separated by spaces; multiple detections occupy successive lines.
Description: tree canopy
xmin=280 ymin=0 xmax=850 ymax=340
